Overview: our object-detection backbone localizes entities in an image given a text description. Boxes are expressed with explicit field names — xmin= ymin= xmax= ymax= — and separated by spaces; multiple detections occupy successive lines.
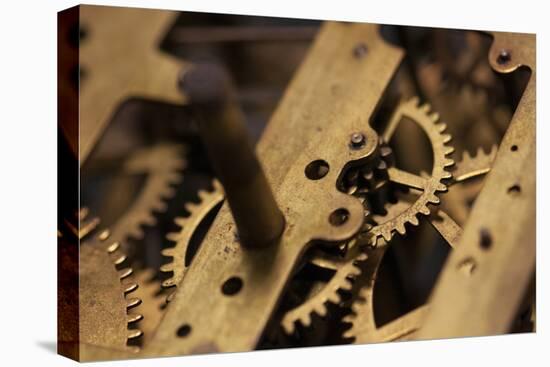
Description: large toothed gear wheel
xmin=364 ymin=97 xmax=455 ymax=247
xmin=107 ymin=143 xmax=187 ymax=243
xmin=160 ymin=180 xmax=224 ymax=299
xmin=79 ymin=214 xmax=144 ymax=352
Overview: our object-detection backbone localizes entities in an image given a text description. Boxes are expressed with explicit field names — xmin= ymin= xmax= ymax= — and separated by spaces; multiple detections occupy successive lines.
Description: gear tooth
xmin=411 ymin=96 xmax=421 ymax=106
xmin=106 ymin=242 xmax=120 ymax=253
xmin=396 ymin=222 xmax=406 ymax=235
xmin=166 ymin=291 xmax=176 ymax=303
xmin=161 ymin=248 xmax=174 ymax=257
xmin=419 ymin=206 xmax=431 ymax=216
xmin=382 ymin=230 xmax=392 ymax=242
xmin=444 ymin=158 xmax=455 ymax=167
xmin=282 ymin=320 xmax=295 ymax=335
xmin=119 ymin=268 xmax=133 ymax=279
xmin=341 ymin=279 xmax=354 ymax=292
xmin=428 ymin=194 xmax=440 ymax=204
xmin=126 ymin=297 xmax=142 ymax=309
xmin=349 ymin=265 xmax=362 ymax=277
xmin=445 ymin=146 xmax=455 ymax=155
xmin=143 ymin=215 xmax=157 ymax=226
xmin=442 ymin=171 xmax=453 ymax=179
xmin=316 ymin=305 xmax=329 ymax=317
xmin=409 ymin=215 xmax=420 ymax=226
xmin=98 ymin=229 xmax=111 ymax=241
xmin=174 ymin=217 xmax=186 ymax=227
xmin=130 ymin=228 xmax=145 ymax=240
xmin=327 ymin=291 xmax=341 ymax=304
xmin=123 ymin=283 xmax=139 ymax=294
xmin=437 ymin=183 xmax=448 ymax=192
xmin=167 ymin=172 xmax=183 ymax=183
xmin=363 ymin=171 xmax=374 ymax=181
xmin=357 ymin=252 xmax=368 ymax=262
xmin=127 ymin=313 xmax=143 ymax=324
xmin=160 ymin=263 xmax=173 ymax=273
xmin=198 ymin=189 xmax=209 ymax=201
xmin=347 ymin=185 xmax=358 ymax=195
xmin=342 ymin=314 xmax=355 ymax=325
xmin=127 ymin=329 xmax=143 ymax=340
xmin=166 ymin=232 xmax=180 ymax=242
xmin=126 ymin=345 xmax=141 ymax=353
xmin=343 ymin=329 xmax=355 ymax=340
xmin=162 ymin=278 xmax=176 ymax=288
xmin=153 ymin=200 xmax=168 ymax=212
xmin=113 ymin=254 xmax=127 ymax=266
xmin=442 ymin=134 xmax=452 ymax=144
xmin=430 ymin=112 xmax=440 ymax=122
xmin=161 ymin=186 xmax=176 ymax=198
xmin=437 ymin=122 xmax=447 ymax=133
xmin=184 ymin=202 xmax=197 ymax=213
xmin=301 ymin=313 xmax=312 ymax=327
xmin=420 ymin=103 xmax=431 ymax=113
xmin=377 ymin=160 xmax=387 ymax=170
xmin=381 ymin=145 xmax=392 ymax=157
xmin=476 ymin=146 xmax=484 ymax=157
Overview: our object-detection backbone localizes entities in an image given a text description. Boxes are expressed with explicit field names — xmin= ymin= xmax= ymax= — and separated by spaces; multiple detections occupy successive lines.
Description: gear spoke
xmin=387 ymin=167 xmax=427 ymax=191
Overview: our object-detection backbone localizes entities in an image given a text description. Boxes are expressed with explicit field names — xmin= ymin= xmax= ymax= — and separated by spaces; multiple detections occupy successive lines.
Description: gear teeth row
xmin=281 ymin=251 xmax=368 ymax=335
xmin=105 ymin=239 xmax=144 ymax=349
xmin=109 ymin=144 xmax=187 ymax=243
xmin=160 ymin=181 xmax=225 ymax=302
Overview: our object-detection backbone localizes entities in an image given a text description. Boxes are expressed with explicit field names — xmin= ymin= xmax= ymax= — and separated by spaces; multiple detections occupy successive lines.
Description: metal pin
xmin=180 ymin=63 xmax=285 ymax=248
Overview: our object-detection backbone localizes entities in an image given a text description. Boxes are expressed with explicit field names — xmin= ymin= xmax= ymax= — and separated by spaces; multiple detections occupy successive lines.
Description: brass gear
xmin=103 ymin=143 xmax=187 ymax=244
xmin=160 ymin=180 xmax=224 ymax=298
xmin=364 ymin=96 xmax=455 ymax=247
xmin=342 ymin=151 xmax=496 ymax=343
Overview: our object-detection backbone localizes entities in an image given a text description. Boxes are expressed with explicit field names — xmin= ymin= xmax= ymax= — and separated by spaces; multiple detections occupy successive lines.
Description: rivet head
xmin=350 ymin=132 xmax=366 ymax=149
xmin=497 ymin=49 xmax=511 ymax=65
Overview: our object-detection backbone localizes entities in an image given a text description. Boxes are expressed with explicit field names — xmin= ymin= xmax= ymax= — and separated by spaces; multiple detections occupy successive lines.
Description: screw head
xmin=350 ymin=132 xmax=366 ymax=149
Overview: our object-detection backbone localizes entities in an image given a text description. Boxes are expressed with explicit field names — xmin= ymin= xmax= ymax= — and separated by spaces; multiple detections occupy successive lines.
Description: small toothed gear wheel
xmin=363 ymin=97 xmax=455 ymax=247
xmin=160 ymin=180 xmax=224 ymax=300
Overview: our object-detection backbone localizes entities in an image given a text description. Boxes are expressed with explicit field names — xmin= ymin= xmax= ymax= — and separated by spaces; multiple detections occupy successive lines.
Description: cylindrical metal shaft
xmin=180 ymin=63 xmax=285 ymax=248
